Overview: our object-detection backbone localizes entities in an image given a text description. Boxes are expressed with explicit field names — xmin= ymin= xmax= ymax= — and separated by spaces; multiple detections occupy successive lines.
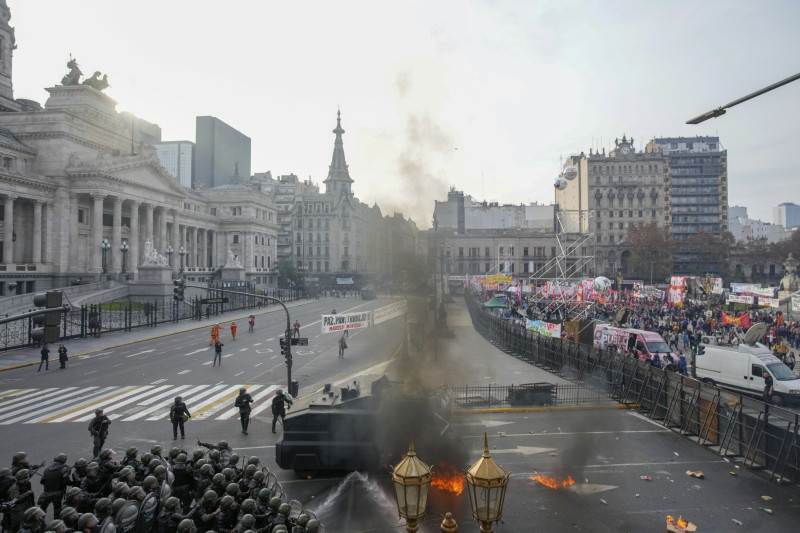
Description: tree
xmin=275 ymin=259 xmax=298 ymax=283
xmin=626 ymin=222 xmax=676 ymax=283
xmin=685 ymin=231 xmax=735 ymax=278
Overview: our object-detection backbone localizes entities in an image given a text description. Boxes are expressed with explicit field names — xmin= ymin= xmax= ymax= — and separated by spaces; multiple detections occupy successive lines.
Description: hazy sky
xmin=9 ymin=0 xmax=800 ymax=227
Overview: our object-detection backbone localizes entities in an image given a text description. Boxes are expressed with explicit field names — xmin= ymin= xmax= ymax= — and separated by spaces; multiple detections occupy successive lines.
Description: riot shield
xmin=136 ymin=492 xmax=159 ymax=533
xmin=159 ymin=480 xmax=172 ymax=504
xmin=273 ymin=482 xmax=286 ymax=501
xmin=287 ymin=500 xmax=303 ymax=521
xmin=302 ymin=510 xmax=317 ymax=521
xmin=166 ymin=468 xmax=175 ymax=486
xmin=99 ymin=516 xmax=117 ymax=533
xmin=114 ymin=500 xmax=140 ymax=533
xmin=219 ymin=449 xmax=232 ymax=466
xmin=264 ymin=472 xmax=279 ymax=492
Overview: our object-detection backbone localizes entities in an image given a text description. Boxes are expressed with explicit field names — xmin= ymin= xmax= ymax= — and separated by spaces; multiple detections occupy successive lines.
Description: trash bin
xmin=289 ymin=380 xmax=299 ymax=397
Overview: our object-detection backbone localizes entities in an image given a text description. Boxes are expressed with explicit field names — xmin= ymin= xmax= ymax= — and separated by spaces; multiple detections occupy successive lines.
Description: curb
xmin=455 ymin=403 xmax=636 ymax=414
xmin=0 ymin=300 xmax=318 ymax=374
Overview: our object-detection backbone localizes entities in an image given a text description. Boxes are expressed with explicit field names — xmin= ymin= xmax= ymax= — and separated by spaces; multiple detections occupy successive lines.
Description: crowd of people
xmin=0 ymin=441 xmax=322 ymax=533
xmin=492 ymin=289 xmax=799 ymax=374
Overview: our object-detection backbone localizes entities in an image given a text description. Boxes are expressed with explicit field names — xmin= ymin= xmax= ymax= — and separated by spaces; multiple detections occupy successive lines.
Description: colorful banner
xmin=336 ymin=278 xmax=354 ymax=285
xmin=486 ymin=274 xmax=513 ymax=283
xmin=711 ymin=277 xmax=724 ymax=294
xmin=321 ymin=311 xmax=371 ymax=333
xmin=667 ymin=276 xmax=686 ymax=307
xmin=526 ymin=320 xmax=561 ymax=338
xmin=373 ymin=300 xmax=407 ymax=325
xmin=730 ymin=283 xmax=775 ymax=298
xmin=727 ymin=295 xmax=754 ymax=305
xmin=722 ymin=312 xmax=751 ymax=329
xmin=793 ymin=295 xmax=800 ymax=313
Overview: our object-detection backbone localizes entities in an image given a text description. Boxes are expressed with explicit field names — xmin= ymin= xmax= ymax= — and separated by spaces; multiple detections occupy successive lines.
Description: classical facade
xmin=0 ymin=2 xmax=278 ymax=296
xmin=556 ymin=136 xmax=668 ymax=277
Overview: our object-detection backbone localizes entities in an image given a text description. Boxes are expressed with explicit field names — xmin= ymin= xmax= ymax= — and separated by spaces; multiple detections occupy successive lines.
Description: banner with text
xmin=373 ymin=300 xmax=408 ymax=325
xmin=793 ymin=295 xmax=800 ymax=313
xmin=758 ymin=297 xmax=780 ymax=308
xmin=727 ymin=295 xmax=754 ymax=305
xmin=526 ymin=320 xmax=562 ymax=338
xmin=321 ymin=311 xmax=372 ymax=333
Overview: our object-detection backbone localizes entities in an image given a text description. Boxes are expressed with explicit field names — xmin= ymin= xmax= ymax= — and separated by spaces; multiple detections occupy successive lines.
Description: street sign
xmin=200 ymin=298 xmax=230 ymax=304
xmin=291 ymin=337 xmax=308 ymax=346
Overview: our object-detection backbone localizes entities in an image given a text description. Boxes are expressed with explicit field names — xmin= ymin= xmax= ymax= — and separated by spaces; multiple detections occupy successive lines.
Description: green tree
xmin=626 ymin=222 xmax=676 ymax=284
xmin=685 ymin=231 xmax=735 ymax=278
xmin=275 ymin=259 xmax=298 ymax=283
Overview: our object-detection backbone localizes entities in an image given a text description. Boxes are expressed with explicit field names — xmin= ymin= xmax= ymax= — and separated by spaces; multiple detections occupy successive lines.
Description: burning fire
xmin=667 ymin=515 xmax=688 ymax=528
xmin=431 ymin=464 xmax=465 ymax=495
xmin=529 ymin=472 xmax=575 ymax=489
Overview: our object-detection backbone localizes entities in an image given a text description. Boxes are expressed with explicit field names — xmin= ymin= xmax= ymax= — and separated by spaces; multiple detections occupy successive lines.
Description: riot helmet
xmin=54 ymin=453 xmax=68 ymax=464
xmin=128 ymin=486 xmax=145 ymax=501
xmin=77 ymin=513 xmax=98 ymax=532
xmin=219 ymin=495 xmax=234 ymax=509
xmin=306 ymin=519 xmax=321 ymax=533
xmin=267 ymin=497 xmax=281 ymax=511
xmin=111 ymin=498 xmax=127 ymax=516
xmin=150 ymin=445 xmax=162 ymax=457
xmin=202 ymin=490 xmax=218 ymax=503
xmin=224 ymin=483 xmax=239 ymax=497
xmin=142 ymin=476 xmax=158 ymax=492
xmin=125 ymin=447 xmax=138 ymax=458
xmin=94 ymin=498 xmax=111 ymax=517
xmin=164 ymin=497 xmax=180 ymax=513
xmin=192 ymin=450 xmax=205 ymax=462
xmin=240 ymin=515 xmax=255 ymax=530
xmin=277 ymin=503 xmax=290 ymax=518
xmin=177 ymin=519 xmax=196 ymax=533
xmin=239 ymin=499 xmax=256 ymax=515
xmin=256 ymin=488 xmax=271 ymax=503
xmin=176 ymin=453 xmax=187 ymax=464
xmin=15 ymin=468 xmax=30 ymax=481
xmin=23 ymin=506 xmax=46 ymax=523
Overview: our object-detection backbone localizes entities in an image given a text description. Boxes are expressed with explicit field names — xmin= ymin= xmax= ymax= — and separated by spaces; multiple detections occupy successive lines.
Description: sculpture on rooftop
xmin=60 ymin=56 xmax=110 ymax=91
xmin=83 ymin=71 xmax=110 ymax=91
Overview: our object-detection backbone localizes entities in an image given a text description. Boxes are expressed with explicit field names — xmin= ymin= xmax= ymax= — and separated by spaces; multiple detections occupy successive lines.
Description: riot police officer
xmin=170 ymin=397 xmax=192 ymax=440
xmin=69 ymin=458 xmax=89 ymax=487
xmin=38 ymin=453 xmax=71 ymax=516
xmin=88 ymin=410 xmax=111 ymax=459
xmin=171 ymin=455 xmax=195 ymax=514
xmin=234 ymin=389 xmax=254 ymax=435
xmin=122 ymin=447 xmax=147 ymax=479
xmin=18 ymin=506 xmax=47 ymax=533
xmin=270 ymin=390 xmax=292 ymax=434
xmin=7 ymin=470 xmax=36 ymax=532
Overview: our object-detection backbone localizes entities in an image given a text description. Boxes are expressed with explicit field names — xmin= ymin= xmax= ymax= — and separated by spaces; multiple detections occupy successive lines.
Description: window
xmin=233 ymin=234 xmax=239 ymax=244
xmin=609 ymin=211 xmax=614 ymax=218
xmin=523 ymin=247 xmax=529 ymax=257
xmin=751 ymin=364 xmax=764 ymax=378
xmin=610 ymin=235 xmax=615 ymax=243
xmin=638 ymin=211 xmax=643 ymax=218
xmin=619 ymin=223 xmax=624 ymax=230
xmin=296 ymin=246 xmax=301 ymax=256
xmin=78 ymin=209 xmax=86 ymax=224
xmin=485 ymin=263 xmax=490 ymax=272
xmin=485 ymin=247 xmax=490 ymax=257
xmin=629 ymin=211 xmax=633 ymax=218
xmin=608 ymin=222 xmax=614 ymax=229
xmin=458 ymin=247 xmax=464 ymax=257
xmin=509 ymin=246 xmax=514 ymax=256
xmin=619 ymin=211 xmax=623 ymax=218
xmin=596 ymin=235 xmax=602 ymax=243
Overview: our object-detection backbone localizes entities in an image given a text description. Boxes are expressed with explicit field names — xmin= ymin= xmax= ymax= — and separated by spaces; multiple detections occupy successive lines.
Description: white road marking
xmin=178 ymin=370 xmax=191 ymax=375
xmin=49 ymin=386 xmax=154 ymax=423
xmin=125 ymin=385 xmax=214 ymax=420
xmin=253 ymin=343 xmax=262 ymax=346
xmin=84 ymin=370 xmax=98 ymax=375
xmin=113 ymin=363 xmax=124 ymax=367
xmin=235 ymin=372 xmax=244 ymax=377
xmin=255 ymin=363 xmax=263 ymax=367
xmin=239 ymin=348 xmax=248 ymax=352
xmin=202 ymin=361 xmax=212 ymax=366
xmin=185 ymin=349 xmax=207 ymax=356
xmin=223 ymin=354 xmax=233 ymax=358
xmin=126 ymin=349 xmax=155 ymax=358
xmin=151 ymin=379 xmax=168 ymax=385
xmin=270 ymin=356 xmax=277 ymax=359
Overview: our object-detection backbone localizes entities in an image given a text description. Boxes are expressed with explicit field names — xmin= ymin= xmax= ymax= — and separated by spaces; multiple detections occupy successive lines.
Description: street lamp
xmin=120 ymin=240 xmax=129 ymax=274
xmin=179 ymin=245 xmax=187 ymax=273
xmin=391 ymin=436 xmax=432 ymax=533
xmin=466 ymin=433 xmax=510 ymax=533
xmin=165 ymin=244 xmax=174 ymax=267
xmin=100 ymin=238 xmax=111 ymax=273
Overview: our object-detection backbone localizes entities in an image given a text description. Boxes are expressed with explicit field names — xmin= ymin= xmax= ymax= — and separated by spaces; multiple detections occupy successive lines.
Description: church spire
xmin=324 ymin=108 xmax=354 ymax=195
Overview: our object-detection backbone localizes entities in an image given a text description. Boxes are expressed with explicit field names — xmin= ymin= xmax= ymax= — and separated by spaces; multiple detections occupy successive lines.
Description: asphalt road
xmin=2 ymin=297 xmax=799 ymax=532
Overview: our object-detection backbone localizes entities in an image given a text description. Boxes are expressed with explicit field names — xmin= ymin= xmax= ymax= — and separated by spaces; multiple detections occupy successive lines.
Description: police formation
xmin=0 ymin=441 xmax=324 ymax=533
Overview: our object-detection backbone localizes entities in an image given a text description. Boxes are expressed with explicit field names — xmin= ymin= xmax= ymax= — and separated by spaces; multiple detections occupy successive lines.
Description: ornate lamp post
xmin=466 ymin=433 xmax=510 ymax=533
xmin=179 ymin=245 xmax=187 ymax=274
xmin=391 ymin=436 xmax=432 ymax=533
xmin=100 ymin=238 xmax=111 ymax=274
xmin=120 ymin=240 xmax=130 ymax=274
xmin=165 ymin=244 xmax=174 ymax=268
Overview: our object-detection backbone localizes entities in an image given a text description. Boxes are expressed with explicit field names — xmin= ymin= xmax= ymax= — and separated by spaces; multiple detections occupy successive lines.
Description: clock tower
xmin=610 ymin=134 xmax=634 ymax=157
xmin=0 ymin=0 xmax=20 ymax=111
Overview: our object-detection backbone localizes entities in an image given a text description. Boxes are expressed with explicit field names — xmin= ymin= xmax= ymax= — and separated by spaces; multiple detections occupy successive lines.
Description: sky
xmin=9 ymin=0 xmax=800 ymax=227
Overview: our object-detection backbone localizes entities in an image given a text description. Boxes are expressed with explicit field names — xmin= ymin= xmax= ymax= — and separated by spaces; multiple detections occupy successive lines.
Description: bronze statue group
xmin=1 ymin=441 xmax=323 ymax=533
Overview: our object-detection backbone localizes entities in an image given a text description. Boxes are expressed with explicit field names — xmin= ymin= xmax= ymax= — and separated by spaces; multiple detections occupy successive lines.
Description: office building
xmin=154 ymin=141 xmax=194 ymax=188
xmin=774 ymin=202 xmax=800 ymax=230
xmin=194 ymin=116 xmax=251 ymax=189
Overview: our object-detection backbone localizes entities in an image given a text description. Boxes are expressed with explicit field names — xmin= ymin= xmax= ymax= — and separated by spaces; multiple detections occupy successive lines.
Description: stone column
xmin=171 ymin=210 xmax=180 ymax=250
xmin=200 ymin=229 xmax=207 ymax=268
xmin=91 ymin=193 xmax=105 ymax=272
xmin=112 ymin=197 xmax=122 ymax=273
xmin=129 ymin=201 xmax=140 ymax=271
xmin=44 ymin=202 xmax=55 ymax=266
xmin=211 ymin=230 xmax=218 ymax=268
xmin=188 ymin=227 xmax=196 ymax=268
xmin=158 ymin=208 xmax=167 ymax=255
xmin=68 ymin=194 xmax=79 ymax=272
xmin=144 ymin=204 xmax=154 ymax=244
xmin=3 ymin=195 xmax=15 ymax=264
xmin=32 ymin=200 xmax=42 ymax=264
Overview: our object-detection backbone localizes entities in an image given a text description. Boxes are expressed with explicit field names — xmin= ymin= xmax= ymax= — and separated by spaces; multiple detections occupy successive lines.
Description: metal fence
xmin=451 ymin=383 xmax=615 ymax=409
xmin=465 ymin=293 xmax=800 ymax=486
xmin=0 ymin=288 xmax=302 ymax=351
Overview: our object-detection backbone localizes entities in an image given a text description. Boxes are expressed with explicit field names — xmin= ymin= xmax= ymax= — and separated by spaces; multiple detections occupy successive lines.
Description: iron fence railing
xmin=451 ymin=383 xmax=615 ymax=409
xmin=0 ymin=288 xmax=302 ymax=351
xmin=464 ymin=292 xmax=800 ymax=486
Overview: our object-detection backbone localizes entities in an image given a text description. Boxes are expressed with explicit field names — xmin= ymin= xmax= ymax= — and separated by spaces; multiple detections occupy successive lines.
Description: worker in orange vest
xmin=210 ymin=323 xmax=221 ymax=346
xmin=230 ymin=321 xmax=238 ymax=340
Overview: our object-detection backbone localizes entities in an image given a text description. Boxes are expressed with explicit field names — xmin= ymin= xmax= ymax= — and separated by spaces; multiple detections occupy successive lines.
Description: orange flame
xmin=529 ymin=472 xmax=575 ymax=489
xmin=431 ymin=464 xmax=465 ymax=495
xmin=667 ymin=515 xmax=688 ymax=528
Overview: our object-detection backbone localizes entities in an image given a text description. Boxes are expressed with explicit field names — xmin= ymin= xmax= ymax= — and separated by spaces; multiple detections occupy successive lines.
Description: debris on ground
xmin=686 ymin=470 xmax=704 ymax=479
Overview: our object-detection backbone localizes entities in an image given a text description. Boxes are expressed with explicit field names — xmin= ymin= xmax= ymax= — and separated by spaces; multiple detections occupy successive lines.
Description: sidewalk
xmin=0 ymin=298 xmax=321 ymax=372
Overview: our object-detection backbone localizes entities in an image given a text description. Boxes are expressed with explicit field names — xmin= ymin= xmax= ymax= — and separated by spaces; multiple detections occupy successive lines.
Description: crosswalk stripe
xmin=216 ymin=385 xmax=278 ymax=419
xmin=0 ymin=384 xmax=286 ymax=424
xmin=0 ymin=387 xmax=102 ymax=424
xmin=124 ymin=385 xmax=211 ymax=421
xmin=38 ymin=386 xmax=145 ymax=423
xmin=175 ymin=385 xmax=258 ymax=421
xmin=0 ymin=388 xmax=66 ymax=415
xmin=2 ymin=387 xmax=111 ymax=425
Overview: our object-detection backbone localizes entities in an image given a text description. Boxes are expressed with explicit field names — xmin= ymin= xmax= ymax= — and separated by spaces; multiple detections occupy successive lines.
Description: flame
xmin=667 ymin=515 xmax=688 ymax=528
xmin=431 ymin=464 xmax=465 ymax=495
xmin=529 ymin=472 xmax=575 ymax=489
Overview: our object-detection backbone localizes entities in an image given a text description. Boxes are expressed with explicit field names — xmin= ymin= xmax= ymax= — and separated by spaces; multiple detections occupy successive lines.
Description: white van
xmin=593 ymin=324 xmax=678 ymax=366
xmin=695 ymin=323 xmax=800 ymax=406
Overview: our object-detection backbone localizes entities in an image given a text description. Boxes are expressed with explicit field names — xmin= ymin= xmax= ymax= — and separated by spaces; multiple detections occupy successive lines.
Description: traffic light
xmin=31 ymin=290 xmax=63 ymax=343
xmin=280 ymin=336 xmax=291 ymax=364
xmin=173 ymin=279 xmax=185 ymax=302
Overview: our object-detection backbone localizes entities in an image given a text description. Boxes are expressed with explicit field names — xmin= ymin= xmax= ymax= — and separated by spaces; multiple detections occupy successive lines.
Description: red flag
xmin=722 ymin=312 xmax=751 ymax=329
